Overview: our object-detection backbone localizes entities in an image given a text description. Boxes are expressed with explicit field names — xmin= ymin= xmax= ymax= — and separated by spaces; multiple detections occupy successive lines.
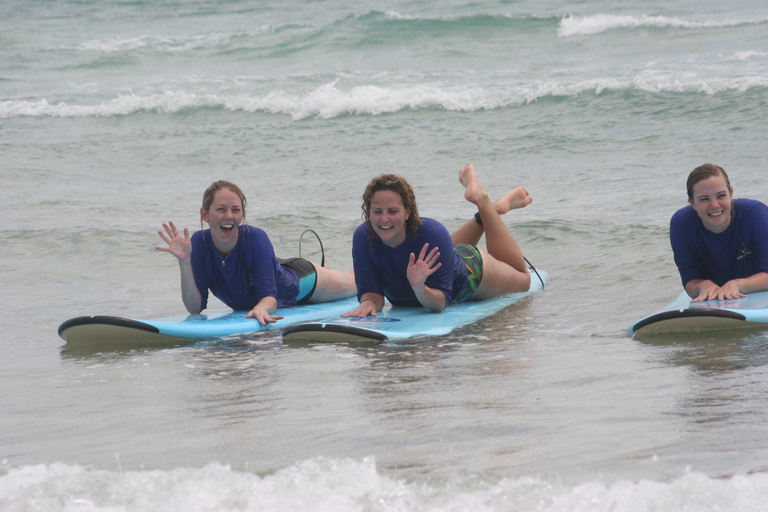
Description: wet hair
xmin=361 ymin=174 xmax=421 ymax=239
xmin=686 ymin=163 xmax=732 ymax=200
xmin=200 ymin=180 xmax=247 ymax=231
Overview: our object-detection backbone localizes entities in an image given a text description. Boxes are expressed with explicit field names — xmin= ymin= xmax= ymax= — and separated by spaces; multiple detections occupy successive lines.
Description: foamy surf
xmin=558 ymin=14 xmax=768 ymax=37
xmin=3 ymin=77 xmax=766 ymax=120
xmin=1 ymin=458 xmax=767 ymax=512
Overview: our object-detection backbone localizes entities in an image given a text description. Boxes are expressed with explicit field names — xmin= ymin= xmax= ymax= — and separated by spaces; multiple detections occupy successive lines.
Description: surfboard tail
xmin=281 ymin=323 xmax=388 ymax=344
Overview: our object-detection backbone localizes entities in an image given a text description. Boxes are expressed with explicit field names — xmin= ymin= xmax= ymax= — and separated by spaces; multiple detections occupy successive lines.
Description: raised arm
xmin=407 ymin=243 xmax=445 ymax=312
xmin=155 ymin=221 xmax=203 ymax=314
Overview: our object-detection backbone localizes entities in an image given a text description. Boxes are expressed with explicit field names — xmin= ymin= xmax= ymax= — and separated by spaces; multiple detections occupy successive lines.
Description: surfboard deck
xmin=281 ymin=269 xmax=548 ymax=343
xmin=59 ymin=297 xmax=360 ymax=349
xmin=628 ymin=290 xmax=768 ymax=336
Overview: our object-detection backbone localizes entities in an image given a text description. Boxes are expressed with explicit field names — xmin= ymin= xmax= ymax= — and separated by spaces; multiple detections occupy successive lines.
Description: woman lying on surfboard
xmin=342 ymin=163 xmax=532 ymax=317
xmin=156 ymin=180 xmax=356 ymax=325
xmin=670 ymin=163 xmax=768 ymax=302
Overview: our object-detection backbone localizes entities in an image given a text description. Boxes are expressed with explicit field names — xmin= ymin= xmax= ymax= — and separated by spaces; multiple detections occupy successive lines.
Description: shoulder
xmin=418 ymin=217 xmax=450 ymax=236
xmin=353 ymin=222 xmax=370 ymax=235
xmin=242 ymin=224 xmax=268 ymax=236
xmin=353 ymin=222 xmax=372 ymax=241
xmin=671 ymin=204 xmax=696 ymax=222
xmin=352 ymin=222 xmax=377 ymax=251
xmin=734 ymin=199 xmax=768 ymax=232
xmin=669 ymin=206 xmax=699 ymax=246
xmin=670 ymin=205 xmax=698 ymax=231
xmin=191 ymin=229 xmax=208 ymax=247
xmin=735 ymin=198 xmax=768 ymax=215
xmin=240 ymin=225 xmax=271 ymax=244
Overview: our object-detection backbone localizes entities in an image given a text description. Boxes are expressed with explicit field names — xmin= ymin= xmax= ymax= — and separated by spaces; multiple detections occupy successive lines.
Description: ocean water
xmin=2 ymin=0 xmax=768 ymax=510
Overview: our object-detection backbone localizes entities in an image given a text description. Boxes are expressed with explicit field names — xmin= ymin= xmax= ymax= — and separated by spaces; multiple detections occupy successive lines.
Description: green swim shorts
xmin=452 ymin=243 xmax=484 ymax=304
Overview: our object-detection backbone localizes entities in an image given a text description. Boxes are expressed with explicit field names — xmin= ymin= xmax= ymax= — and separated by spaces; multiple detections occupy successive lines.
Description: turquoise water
xmin=2 ymin=0 xmax=768 ymax=510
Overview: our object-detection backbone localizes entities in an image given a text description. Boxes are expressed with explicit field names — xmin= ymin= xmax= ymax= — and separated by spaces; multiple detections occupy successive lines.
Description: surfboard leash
xmin=524 ymin=256 xmax=544 ymax=289
xmin=299 ymin=229 xmax=325 ymax=268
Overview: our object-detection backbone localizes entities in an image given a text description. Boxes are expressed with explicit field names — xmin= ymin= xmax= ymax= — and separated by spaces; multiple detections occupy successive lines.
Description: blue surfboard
xmin=628 ymin=290 xmax=768 ymax=336
xmin=58 ymin=297 xmax=360 ymax=349
xmin=281 ymin=269 xmax=547 ymax=343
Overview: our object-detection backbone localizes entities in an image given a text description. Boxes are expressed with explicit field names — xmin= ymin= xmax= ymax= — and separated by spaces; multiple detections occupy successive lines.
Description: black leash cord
xmin=299 ymin=229 xmax=325 ymax=268
xmin=524 ymin=256 xmax=544 ymax=289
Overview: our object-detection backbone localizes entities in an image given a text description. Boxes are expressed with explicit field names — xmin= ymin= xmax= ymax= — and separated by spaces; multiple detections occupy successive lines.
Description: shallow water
xmin=2 ymin=0 xmax=768 ymax=510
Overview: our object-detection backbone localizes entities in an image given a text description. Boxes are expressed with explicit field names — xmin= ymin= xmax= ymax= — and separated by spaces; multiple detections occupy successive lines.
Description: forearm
xmin=341 ymin=292 xmax=384 ymax=317
xmin=179 ymin=260 xmax=203 ymax=314
xmin=256 ymin=296 xmax=278 ymax=313
xmin=413 ymin=284 xmax=446 ymax=313
xmin=728 ymin=272 xmax=768 ymax=294
xmin=360 ymin=293 xmax=385 ymax=311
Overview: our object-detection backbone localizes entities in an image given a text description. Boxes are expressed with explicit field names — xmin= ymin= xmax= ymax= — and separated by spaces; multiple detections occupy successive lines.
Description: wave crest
xmin=558 ymin=14 xmax=768 ymax=37
xmin=3 ymin=77 xmax=766 ymax=120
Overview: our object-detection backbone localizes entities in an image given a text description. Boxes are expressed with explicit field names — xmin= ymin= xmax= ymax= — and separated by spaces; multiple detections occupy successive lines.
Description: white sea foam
xmin=558 ymin=14 xmax=768 ymax=37
xmin=383 ymin=11 xmax=413 ymax=20
xmin=3 ymin=77 xmax=766 ymax=120
xmin=1 ymin=458 xmax=767 ymax=512
xmin=65 ymin=27 xmax=274 ymax=53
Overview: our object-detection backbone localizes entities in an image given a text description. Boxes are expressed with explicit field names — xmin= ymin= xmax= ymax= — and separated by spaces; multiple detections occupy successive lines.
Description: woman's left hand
xmin=407 ymin=243 xmax=441 ymax=289
xmin=246 ymin=304 xmax=284 ymax=326
xmin=716 ymin=280 xmax=748 ymax=301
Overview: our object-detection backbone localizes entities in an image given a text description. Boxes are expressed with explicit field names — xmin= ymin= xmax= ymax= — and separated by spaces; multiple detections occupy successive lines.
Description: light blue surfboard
xmin=281 ymin=268 xmax=548 ymax=343
xmin=58 ymin=297 xmax=360 ymax=348
xmin=628 ymin=290 xmax=768 ymax=336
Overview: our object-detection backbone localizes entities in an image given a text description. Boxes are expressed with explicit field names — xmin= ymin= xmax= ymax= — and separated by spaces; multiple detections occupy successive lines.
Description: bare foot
xmin=458 ymin=163 xmax=490 ymax=206
xmin=495 ymin=187 xmax=532 ymax=214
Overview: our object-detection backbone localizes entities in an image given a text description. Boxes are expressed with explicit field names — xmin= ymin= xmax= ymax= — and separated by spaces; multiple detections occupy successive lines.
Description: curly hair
xmin=687 ymin=163 xmax=732 ymax=200
xmin=361 ymin=174 xmax=421 ymax=239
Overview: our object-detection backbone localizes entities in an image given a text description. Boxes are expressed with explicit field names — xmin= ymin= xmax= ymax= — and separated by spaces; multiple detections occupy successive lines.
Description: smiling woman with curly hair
xmin=343 ymin=163 xmax=534 ymax=317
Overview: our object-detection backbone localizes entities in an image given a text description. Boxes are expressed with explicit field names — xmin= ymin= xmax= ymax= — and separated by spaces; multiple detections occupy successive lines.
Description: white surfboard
xmin=628 ymin=290 xmax=768 ymax=336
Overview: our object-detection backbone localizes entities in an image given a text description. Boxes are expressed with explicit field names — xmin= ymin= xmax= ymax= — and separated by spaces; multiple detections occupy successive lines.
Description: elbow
xmin=185 ymin=303 xmax=203 ymax=315
xmin=431 ymin=302 xmax=447 ymax=314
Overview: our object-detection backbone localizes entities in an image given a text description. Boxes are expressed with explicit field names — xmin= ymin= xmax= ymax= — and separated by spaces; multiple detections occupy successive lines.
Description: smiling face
xmin=369 ymin=189 xmax=410 ymax=248
xmin=689 ymin=175 xmax=733 ymax=234
xmin=201 ymin=187 xmax=245 ymax=254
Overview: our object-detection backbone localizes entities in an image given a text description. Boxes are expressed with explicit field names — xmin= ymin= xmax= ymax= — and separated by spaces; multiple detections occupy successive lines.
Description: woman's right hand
xmin=155 ymin=221 xmax=192 ymax=262
xmin=341 ymin=297 xmax=380 ymax=318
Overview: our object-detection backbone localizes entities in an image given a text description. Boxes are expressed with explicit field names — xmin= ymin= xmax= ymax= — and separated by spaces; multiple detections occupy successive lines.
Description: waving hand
xmin=156 ymin=221 xmax=192 ymax=262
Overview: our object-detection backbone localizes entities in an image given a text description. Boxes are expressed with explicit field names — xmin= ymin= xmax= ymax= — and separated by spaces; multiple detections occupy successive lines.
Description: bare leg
xmin=450 ymin=219 xmax=485 ymax=246
xmin=451 ymin=186 xmax=532 ymax=245
xmin=458 ymin=163 xmax=530 ymax=298
xmin=306 ymin=264 xmax=356 ymax=303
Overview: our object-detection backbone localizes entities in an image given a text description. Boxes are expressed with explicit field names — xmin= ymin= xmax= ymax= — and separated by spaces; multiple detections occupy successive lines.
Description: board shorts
xmin=279 ymin=257 xmax=317 ymax=305
xmin=452 ymin=243 xmax=484 ymax=304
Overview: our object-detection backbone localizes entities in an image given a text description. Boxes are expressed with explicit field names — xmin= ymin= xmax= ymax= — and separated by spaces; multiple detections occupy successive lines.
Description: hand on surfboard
xmin=246 ymin=304 xmax=285 ymax=326
xmin=156 ymin=221 xmax=192 ymax=262
xmin=341 ymin=296 xmax=380 ymax=318
xmin=691 ymin=279 xmax=747 ymax=302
